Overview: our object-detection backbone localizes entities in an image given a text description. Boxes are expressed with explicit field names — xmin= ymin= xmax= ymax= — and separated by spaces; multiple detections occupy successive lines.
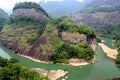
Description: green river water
xmin=0 ymin=45 xmax=120 ymax=80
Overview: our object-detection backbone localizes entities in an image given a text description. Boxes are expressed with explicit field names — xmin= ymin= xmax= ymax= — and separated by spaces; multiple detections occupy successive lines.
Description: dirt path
xmin=98 ymin=43 xmax=118 ymax=59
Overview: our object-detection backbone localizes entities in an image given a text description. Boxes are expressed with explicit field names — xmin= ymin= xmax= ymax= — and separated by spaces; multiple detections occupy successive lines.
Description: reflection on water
xmin=0 ymin=47 xmax=11 ymax=59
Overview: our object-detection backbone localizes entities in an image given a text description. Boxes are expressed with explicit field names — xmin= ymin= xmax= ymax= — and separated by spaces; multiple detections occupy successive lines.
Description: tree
xmin=0 ymin=57 xmax=8 ymax=67
xmin=0 ymin=57 xmax=49 ymax=80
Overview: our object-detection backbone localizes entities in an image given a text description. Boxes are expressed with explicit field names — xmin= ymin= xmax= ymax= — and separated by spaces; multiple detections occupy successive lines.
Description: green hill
xmin=0 ymin=2 xmax=96 ymax=64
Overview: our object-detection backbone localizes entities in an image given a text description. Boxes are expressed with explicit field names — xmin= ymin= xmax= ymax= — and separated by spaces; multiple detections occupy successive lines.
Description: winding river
xmin=0 ymin=45 xmax=120 ymax=80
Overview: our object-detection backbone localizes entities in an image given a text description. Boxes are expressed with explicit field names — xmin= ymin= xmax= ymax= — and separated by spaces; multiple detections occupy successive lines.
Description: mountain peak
xmin=13 ymin=2 xmax=49 ymax=20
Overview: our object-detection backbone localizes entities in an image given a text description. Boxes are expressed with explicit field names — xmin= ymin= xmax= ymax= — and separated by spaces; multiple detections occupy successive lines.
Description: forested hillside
xmin=74 ymin=0 xmax=120 ymax=27
xmin=0 ymin=2 xmax=96 ymax=64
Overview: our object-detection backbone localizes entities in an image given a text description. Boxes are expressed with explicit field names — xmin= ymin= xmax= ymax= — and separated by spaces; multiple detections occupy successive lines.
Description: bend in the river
xmin=0 ymin=44 xmax=120 ymax=80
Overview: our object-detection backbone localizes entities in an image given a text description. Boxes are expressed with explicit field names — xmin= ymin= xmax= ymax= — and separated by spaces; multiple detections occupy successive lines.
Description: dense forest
xmin=0 ymin=57 xmax=49 ymax=80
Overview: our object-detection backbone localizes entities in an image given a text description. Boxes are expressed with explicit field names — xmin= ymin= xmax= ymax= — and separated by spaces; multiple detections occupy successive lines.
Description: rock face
xmin=73 ymin=0 xmax=120 ymax=27
xmin=62 ymin=32 xmax=86 ymax=44
xmin=13 ymin=8 xmax=48 ymax=20
xmin=0 ymin=2 xmax=51 ymax=61
xmin=74 ymin=12 xmax=120 ymax=27
xmin=62 ymin=32 xmax=96 ymax=51
xmin=27 ymin=33 xmax=52 ymax=61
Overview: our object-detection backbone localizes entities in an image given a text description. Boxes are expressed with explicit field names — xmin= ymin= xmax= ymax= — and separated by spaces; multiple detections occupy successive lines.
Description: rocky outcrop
xmin=27 ymin=33 xmax=52 ymax=61
xmin=62 ymin=32 xmax=86 ymax=44
xmin=74 ymin=0 xmax=120 ymax=27
xmin=74 ymin=12 xmax=120 ymax=27
xmin=32 ymin=68 xmax=68 ymax=80
xmin=13 ymin=8 xmax=48 ymax=20
xmin=87 ymin=38 xmax=97 ymax=51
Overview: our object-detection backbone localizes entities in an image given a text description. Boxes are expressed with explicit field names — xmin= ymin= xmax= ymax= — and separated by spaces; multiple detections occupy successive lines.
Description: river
xmin=0 ymin=45 xmax=120 ymax=80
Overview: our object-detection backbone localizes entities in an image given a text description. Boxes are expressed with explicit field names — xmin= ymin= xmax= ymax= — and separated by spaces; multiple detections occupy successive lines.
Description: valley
xmin=0 ymin=39 xmax=120 ymax=80
xmin=0 ymin=0 xmax=120 ymax=80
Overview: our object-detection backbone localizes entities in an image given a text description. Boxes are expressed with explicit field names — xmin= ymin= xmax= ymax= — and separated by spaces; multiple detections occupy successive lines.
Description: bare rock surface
xmin=32 ymin=68 xmax=68 ymax=80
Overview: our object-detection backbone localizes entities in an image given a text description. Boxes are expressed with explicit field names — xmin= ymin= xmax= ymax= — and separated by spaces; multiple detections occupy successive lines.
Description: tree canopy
xmin=0 ymin=57 xmax=49 ymax=80
xmin=48 ymin=43 xmax=95 ymax=63
xmin=51 ymin=16 xmax=96 ymax=38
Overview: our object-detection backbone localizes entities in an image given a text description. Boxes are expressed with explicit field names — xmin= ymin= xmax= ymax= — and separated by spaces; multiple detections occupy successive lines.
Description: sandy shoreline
xmin=20 ymin=55 xmax=49 ymax=64
xmin=98 ymin=43 xmax=118 ymax=59
xmin=69 ymin=61 xmax=89 ymax=66
xmin=19 ymin=54 xmax=91 ymax=67
xmin=32 ymin=68 xmax=68 ymax=80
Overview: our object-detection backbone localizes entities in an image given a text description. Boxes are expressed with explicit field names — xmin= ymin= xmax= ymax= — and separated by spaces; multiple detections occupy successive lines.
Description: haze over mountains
xmin=0 ymin=8 xmax=9 ymax=31
xmin=40 ymin=0 xmax=91 ymax=17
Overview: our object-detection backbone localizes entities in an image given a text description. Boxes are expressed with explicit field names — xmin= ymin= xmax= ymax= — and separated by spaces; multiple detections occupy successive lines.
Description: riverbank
xmin=20 ymin=55 xmax=49 ymax=64
xmin=69 ymin=58 xmax=89 ymax=66
xmin=98 ymin=43 xmax=118 ymax=59
xmin=32 ymin=68 xmax=68 ymax=80
xmin=20 ymin=54 xmax=91 ymax=67
xmin=1 ymin=44 xmax=120 ymax=80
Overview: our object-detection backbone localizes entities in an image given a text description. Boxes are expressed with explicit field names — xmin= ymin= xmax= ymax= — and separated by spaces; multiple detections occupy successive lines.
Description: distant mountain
xmin=73 ymin=0 xmax=120 ymax=27
xmin=0 ymin=8 xmax=9 ymax=31
xmin=40 ymin=0 xmax=91 ymax=17
xmin=0 ymin=8 xmax=9 ymax=18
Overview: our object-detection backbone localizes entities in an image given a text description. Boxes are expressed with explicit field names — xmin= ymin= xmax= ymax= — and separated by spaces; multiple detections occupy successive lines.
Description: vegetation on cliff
xmin=39 ymin=0 xmax=91 ymax=17
xmin=0 ymin=2 xmax=50 ymax=61
xmin=0 ymin=57 xmax=49 ymax=80
xmin=46 ymin=16 xmax=95 ymax=63
xmin=0 ymin=2 xmax=96 ymax=63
